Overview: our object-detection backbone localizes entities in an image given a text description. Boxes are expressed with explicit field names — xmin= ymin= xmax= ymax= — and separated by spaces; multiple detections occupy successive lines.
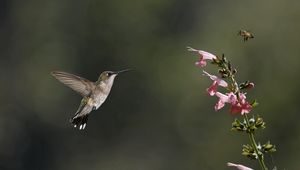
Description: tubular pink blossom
xmin=215 ymin=92 xmax=237 ymax=111
xmin=207 ymin=81 xmax=219 ymax=96
xmin=214 ymin=92 xmax=252 ymax=115
xmin=195 ymin=60 xmax=207 ymax=67
xmin=215 ymin=92 xmax=237 ymax=104
xmin=239 ymin=93 xmax=247 ymax=101
xmin=203 ymin=71 xmax=228 ymax=96
xmin=187 ymin=47 xmax=217 ymax=67
xmin=227 ymin=162 xmax=253 ymax=170
xmin=230 ymin=93 xmax=252 ymax=115
xmin=202 ymin=71 xmax=228 ymax=87
xmin=215 ymin=98 xmax=226 ymax=111
xmin=230 ymin=102 xmax=252 ymax=115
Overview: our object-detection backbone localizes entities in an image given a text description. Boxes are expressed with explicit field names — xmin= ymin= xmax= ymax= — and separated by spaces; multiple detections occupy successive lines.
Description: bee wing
xmin=51 ymin=71 xmax=95 ymax=97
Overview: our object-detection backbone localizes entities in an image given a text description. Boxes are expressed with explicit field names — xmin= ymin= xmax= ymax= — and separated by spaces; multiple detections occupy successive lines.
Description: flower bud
xmin=262 ymin=141 xmax=276 ymax=153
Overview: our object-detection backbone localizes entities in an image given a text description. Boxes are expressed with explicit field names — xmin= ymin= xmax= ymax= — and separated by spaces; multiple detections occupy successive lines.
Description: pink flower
xmin=203 ymin=71 xmax=228 ymax=96
xmin=215 ymin=92 xmax=252 ymax=115
xmin=230 ymin=93 xmax=252 ymax=115
xmin=215 ymin=92 xmax=237 ymax=111
xmin=227 ymin=162 xmax=253 ymax=170
xmin=187 ymin=47 xmax=217 ymax=67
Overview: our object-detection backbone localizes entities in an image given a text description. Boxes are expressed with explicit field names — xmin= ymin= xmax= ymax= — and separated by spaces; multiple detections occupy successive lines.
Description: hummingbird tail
xmin=70 ymin=114 xmax=89 ymax=130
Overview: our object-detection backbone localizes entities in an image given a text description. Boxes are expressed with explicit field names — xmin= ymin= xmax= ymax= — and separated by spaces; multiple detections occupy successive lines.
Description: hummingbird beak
xmin=114 ymin=69 xmax=131 ymax=75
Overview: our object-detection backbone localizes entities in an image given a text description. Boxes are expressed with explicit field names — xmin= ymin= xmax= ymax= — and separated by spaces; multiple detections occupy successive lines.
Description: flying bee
xmin=238 ymin=30 xmax=254 ymax=41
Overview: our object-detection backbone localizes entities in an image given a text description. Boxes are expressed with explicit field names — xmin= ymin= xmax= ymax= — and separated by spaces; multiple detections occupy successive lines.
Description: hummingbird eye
xmin=106 ymin=72 xmax=112 ymax=77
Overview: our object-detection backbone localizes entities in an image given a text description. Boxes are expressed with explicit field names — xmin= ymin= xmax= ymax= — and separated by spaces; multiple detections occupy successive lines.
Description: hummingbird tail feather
xmin=71 ymin=100 xmax=93 ymax=130
xmin=70 ymin=115 xmax=89 ymax=130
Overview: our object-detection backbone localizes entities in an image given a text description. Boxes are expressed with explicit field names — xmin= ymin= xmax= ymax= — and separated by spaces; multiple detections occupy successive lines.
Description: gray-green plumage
xmin=51 ymin=69 xmax=130 ymax=130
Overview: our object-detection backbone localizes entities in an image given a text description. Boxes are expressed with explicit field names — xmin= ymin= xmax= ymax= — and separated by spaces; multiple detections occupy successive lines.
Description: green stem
xmin=244 ymin=114 xmax=268 ymax=170
xmin=229 ymin=76 xmax=238 ymax=93
xmin=227 ymin=68 xmax=268 ymax=170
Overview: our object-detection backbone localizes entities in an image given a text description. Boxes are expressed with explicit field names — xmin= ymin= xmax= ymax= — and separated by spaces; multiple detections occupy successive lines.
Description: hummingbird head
xmin=98 ymin=69 xmax=131 ymax=84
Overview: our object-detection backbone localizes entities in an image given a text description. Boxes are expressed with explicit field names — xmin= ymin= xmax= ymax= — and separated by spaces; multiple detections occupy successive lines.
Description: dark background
xmin=0 ymin=0 xmax=299 ymax=169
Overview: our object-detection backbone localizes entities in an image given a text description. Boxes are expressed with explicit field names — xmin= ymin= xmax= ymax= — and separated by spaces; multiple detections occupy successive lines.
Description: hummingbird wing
xmin=51 ymin=71 xmax=95 ymax=97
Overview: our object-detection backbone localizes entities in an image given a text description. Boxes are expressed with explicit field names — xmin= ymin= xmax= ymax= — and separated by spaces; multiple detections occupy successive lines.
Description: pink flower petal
xmin=239 ymin=93 xmax=247 ymax=101
xmin=218 ymin=79 xmax=228 ymax=87
xmin=214 ymin=92 xmax=230 ymax=110
xmin=195 ymin=60 xmax=207 ymax=67
xmin=203 ymin=71 xmax=228 ymax=96
xmin=214 ymin=92 xmax=252 ymax=115
xmin=227 ymin=92 xmax=237 ymax=103
xmin=230 ymin=103 xmax=242 ymax=114
xmin=227 ymin=162 xmax=253 ymax=170
xmin=187 ymin=47 xmax=217 ymax=68
xmin=214 ymin=92 xmax=239 ymax=112
xmin=202 ymin=71 xmax=218 ymax=80
xmin=207 ymin=81 xmax=218 ymax=96
xmin=216 ymin=92 xmax=236 ymax=103
xmin=230 ymin=93 xmax=252 ymax=115
xmin=203 ymin=71 xmax=228 ymax=87
xmin=240 ymin=103 xmax=252 ymax=115
xmin=201 ymin=51 xmax=217 ymax=60
xmin=215 ymin=99 xmax=226 ymax=111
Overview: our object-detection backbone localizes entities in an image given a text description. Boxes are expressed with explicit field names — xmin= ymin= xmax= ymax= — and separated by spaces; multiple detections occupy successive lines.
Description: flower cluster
xmin=242 ymin=141 xmax=276 ymax=160
xmin=188 ymin=47 xmax=253 ymax=115
xmin=188 ymin=46 xmax=276 ymax=170
xmin=232 ymin=116 xmax=265 ymax=133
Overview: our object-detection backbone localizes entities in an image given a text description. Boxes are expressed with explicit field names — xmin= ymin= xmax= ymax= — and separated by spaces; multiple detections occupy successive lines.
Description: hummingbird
xmin=51 ymin=69 xmax=130 ymax=130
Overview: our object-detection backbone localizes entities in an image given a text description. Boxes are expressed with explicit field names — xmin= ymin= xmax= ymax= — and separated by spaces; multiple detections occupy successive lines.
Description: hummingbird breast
xmin=91 ymin=84 xmax=112 ymax=110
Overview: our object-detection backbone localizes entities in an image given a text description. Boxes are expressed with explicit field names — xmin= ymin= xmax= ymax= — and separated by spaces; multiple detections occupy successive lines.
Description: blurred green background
xmin=1 ymin=0 xmax=299 ymax=169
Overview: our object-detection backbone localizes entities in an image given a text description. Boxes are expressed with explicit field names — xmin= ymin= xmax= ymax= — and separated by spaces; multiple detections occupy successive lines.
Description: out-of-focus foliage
xmin=0 ymin=0 xmax=299 ymax=169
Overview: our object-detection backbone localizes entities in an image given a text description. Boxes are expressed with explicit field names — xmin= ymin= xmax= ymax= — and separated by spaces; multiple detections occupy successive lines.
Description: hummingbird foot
xmin=92 ymin=106 xmax=97 ymax=111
